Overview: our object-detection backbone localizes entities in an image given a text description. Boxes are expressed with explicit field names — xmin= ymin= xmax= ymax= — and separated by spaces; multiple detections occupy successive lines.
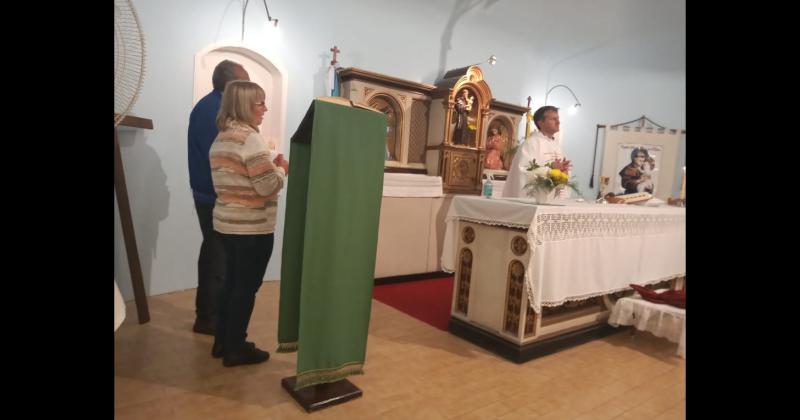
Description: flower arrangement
xmin=524 ymin=158 xmax=580 ymax=201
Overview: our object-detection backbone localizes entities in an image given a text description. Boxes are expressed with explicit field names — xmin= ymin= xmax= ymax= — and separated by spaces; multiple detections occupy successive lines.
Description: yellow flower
xmin=547 ymin=168 xmax=570 ymax=185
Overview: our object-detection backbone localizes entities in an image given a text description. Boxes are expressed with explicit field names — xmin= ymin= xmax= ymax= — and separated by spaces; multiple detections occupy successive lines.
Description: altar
xmin=374 ymin=173 xmax=451 ymax=279
xmin=335 ymin=66 xmax=528 ymax=281
xmin=441 ymin=195 xmax=685 ymax=362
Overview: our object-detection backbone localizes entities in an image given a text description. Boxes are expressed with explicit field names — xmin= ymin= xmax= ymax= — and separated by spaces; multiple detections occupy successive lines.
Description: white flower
xmin=533 ymin=167 xmax=550 ymax=178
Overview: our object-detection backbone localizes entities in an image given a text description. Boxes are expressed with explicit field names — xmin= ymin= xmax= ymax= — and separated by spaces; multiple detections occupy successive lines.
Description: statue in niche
xmin=452 ymin=88 xmax=475 ymax=146
xmin=384 ymin=106 xmax=396 ymax=160
xmin=369 ymin=96 xmax=398 ymax=161
xmin=484 ymin=123 xmax=507 ymax=170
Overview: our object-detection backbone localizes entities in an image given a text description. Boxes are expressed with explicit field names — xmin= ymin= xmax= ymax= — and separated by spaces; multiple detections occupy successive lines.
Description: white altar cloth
xmin=441 ymin=196 xmax=685 ymax=313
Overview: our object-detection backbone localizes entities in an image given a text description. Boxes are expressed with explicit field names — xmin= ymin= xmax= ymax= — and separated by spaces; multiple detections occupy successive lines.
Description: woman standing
xmin=209 ymin=80 xmax=289 ymax=367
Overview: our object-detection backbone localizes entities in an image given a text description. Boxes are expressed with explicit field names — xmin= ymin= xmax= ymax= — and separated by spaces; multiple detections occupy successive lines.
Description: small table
xmin=608 ymin=294 xmax=685 ymax=358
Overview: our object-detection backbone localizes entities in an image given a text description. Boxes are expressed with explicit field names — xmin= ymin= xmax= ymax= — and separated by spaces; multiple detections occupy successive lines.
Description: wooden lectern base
xmin=281 ymin=376 xmax=362 ymax=412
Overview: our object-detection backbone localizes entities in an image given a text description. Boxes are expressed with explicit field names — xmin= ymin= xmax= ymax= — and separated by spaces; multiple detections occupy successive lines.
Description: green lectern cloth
xmin=277 ymin=98 xmax=387 ymax=390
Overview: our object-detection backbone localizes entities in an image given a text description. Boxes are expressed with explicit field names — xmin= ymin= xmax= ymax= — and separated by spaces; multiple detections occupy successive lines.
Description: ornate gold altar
xmin=338 ymin=66 xmax=527 ymax=194
xmin=425 ymin=66 xmax=491 ymax=194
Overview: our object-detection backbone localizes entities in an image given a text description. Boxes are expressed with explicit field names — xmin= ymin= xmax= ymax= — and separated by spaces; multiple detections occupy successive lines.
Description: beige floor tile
xmin=115 ymin=283 xmax=685 ymax=419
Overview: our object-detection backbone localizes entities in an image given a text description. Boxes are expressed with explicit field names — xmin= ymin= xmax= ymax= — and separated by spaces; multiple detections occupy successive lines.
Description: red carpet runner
xmin=372 ymin=277 xmax=455 ymax=331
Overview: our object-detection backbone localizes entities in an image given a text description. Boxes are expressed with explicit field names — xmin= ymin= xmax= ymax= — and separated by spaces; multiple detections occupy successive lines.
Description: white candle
xmin=679 ymin=166 xmax=686 ymax=200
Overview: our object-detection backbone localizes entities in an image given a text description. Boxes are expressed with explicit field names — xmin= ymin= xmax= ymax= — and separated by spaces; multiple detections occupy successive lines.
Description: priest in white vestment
xmin=503 ymin=106 xmax=570 ymax=198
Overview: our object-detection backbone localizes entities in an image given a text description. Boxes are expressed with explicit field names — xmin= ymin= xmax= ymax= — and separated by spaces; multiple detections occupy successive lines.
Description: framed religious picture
xmin=615 ymin=144 xmax=662 ymax=195
xmin=598 ymin=123 xmax=683 ymax=200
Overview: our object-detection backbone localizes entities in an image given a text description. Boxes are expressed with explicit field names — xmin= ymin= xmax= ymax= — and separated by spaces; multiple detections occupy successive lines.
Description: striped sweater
xmin=209 ymin=120 xmax=286 ymax=234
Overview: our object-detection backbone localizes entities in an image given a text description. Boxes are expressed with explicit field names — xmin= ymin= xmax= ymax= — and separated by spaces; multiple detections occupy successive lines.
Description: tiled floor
xmin=115 ymin=282 xmax=685 ymax=419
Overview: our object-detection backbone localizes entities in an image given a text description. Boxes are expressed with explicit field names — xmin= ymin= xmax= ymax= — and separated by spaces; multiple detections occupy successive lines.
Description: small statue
xmin=452 ymin=89 xmax=474 ymax=145
xmin=484 ymin=126 xmax=506 ymax=170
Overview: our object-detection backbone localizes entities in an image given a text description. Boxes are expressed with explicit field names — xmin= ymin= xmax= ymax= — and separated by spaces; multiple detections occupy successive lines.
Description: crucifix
xmin=330 ymin=45 xmax=340 ymax=66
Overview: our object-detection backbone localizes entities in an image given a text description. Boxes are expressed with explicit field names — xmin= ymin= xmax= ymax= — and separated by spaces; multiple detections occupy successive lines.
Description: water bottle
xmin=483 ymin=178 xmax=493 ymax=198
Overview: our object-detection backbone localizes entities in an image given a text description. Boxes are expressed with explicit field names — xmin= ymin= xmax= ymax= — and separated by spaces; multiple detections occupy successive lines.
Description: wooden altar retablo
xmin=424 ymin=66 xmax=491 ymax=194
xmin=337 ymin=66 xmax=526 ymax=193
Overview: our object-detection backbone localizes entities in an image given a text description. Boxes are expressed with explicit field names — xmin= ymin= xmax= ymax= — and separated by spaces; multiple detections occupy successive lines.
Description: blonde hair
xmin=216 ymin=80 xmax=266 ymax=131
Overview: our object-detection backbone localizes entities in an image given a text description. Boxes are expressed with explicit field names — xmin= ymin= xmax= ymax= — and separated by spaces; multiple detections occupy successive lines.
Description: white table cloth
xmin=608 ymin=294 xmax=686 ymax=358
xmin=441 ymin=195 xmax=685 ymax=313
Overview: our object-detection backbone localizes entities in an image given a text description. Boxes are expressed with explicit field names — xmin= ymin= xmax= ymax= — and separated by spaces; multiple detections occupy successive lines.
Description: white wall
xmin=115 ymin=0 xmax=685 ymax=300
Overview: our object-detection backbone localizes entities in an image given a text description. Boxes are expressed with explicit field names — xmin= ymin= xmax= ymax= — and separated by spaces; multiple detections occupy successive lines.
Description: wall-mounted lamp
xmin=545 ymin=84 xmax=581 ymax=114
xmin=242 ymin=0 xmax=279 ymax=41
xmin=470 ymin=54 xmax=497 ymax=67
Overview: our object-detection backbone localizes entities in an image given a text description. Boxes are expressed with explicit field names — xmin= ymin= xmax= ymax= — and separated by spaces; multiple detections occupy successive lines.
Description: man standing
xmin=187 ymin=60 xmax=250 ymax=334
xmin=503 ymin=105 xmax=569 ymax=198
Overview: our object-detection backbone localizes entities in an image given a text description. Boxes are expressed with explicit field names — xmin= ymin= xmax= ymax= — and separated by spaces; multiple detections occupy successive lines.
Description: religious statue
xmin=452 ymin=88 xmax=475 ymax=146
xmin=484 ymin=125 xmax=506 ymax=170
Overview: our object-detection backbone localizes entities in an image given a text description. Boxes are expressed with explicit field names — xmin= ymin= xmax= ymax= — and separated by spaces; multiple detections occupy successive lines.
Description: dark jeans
xmin=215 ymin=233 xmax=274 ymax=353
xmin=194 ymin=201 xmax=226 ymax=324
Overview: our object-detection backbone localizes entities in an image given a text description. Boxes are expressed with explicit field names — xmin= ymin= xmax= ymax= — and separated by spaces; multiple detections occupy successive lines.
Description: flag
xmin=325 ymin=65 xmax=340 ymax=97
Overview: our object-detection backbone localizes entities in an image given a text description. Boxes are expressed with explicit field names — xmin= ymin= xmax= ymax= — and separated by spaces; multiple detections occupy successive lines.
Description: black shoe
xmin=212 ymin=341 xmax=255 ymax=358
xmin=223 ymin=346 xmax=270 ymax=367
xmin=193 ymin=319 xmax=216 ymax=335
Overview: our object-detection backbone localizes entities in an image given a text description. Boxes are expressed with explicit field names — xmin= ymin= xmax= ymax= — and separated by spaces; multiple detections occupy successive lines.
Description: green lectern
xmin=277 ymin=97 xmax=387 ymax=412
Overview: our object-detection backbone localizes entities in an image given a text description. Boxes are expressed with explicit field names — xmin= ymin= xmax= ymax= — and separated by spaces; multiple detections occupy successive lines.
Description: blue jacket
xmin=188 ymin=90 xmax=222 ymax=204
